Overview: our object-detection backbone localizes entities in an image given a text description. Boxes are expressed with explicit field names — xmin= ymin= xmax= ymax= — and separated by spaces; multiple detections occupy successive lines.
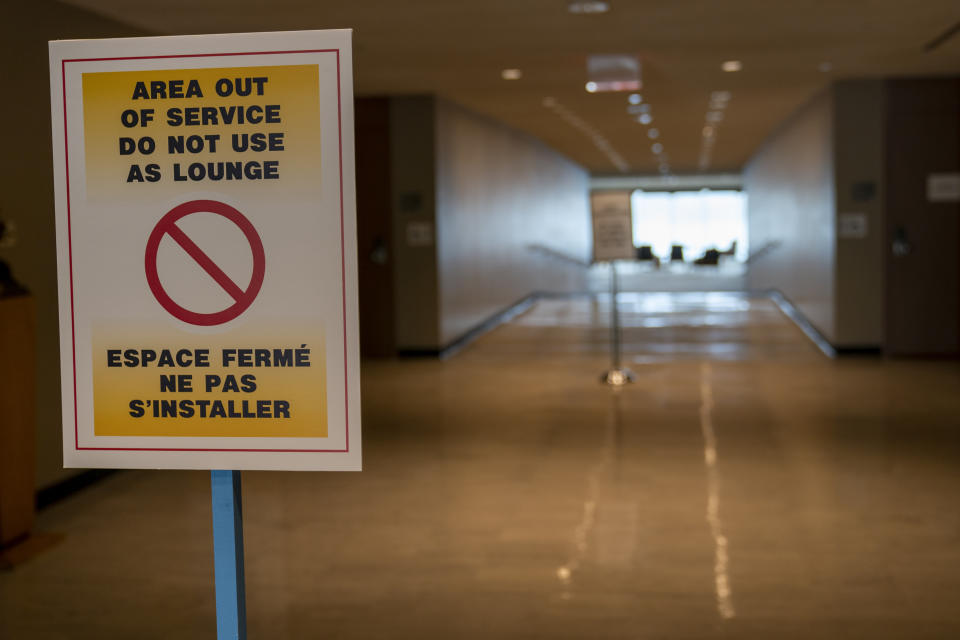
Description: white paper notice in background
xmin=406 ymin=221 xmax=434 ymax=247
xmin=838 ymin=212 xmax=868 ymax=239
xmin=927 ymin=173 xmax=960 ymax=203
xmin=591 ymin=191 xmax=634 ymax=262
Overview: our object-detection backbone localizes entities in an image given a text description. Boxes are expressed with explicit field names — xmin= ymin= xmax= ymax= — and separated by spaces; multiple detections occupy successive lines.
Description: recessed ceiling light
xmin=585 ymin=81 xmax=598 ymax=93
xmin=721 ymin=60 xmax=742 ymax=72
xmin=709 ymin=91 xmax=731 ymax=110
xmin=628 ymin=93 xmax=642 ymax=105
xmin=651 ymin=143 xmax=664 ymax=154
xmin=819 ymin=62 xmax=833 ymax=72
xmin=638 ymin=113 xmax=653 ymax=125
xmin=647 ymin=128 xmax=660 ymax=139
xmin=568 ymin=1 xmax=610 ymax=14
xmin=501 ymin=68 xmax=523 ymax=80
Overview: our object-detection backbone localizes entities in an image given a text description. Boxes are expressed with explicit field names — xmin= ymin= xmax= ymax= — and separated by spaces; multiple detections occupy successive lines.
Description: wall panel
xmin=435 ymin=100 xmax=590 ymax=347
xmin=745 ymin=91 xmax=837 ymax=342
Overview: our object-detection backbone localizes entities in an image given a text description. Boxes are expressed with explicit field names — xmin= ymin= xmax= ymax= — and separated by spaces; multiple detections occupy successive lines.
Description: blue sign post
xmin=211 ymin=470 xmax=247 ymax=640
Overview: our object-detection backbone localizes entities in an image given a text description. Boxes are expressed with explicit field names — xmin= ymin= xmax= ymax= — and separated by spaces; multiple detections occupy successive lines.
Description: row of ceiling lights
xmin=698 ymin=57 xmax=829 ymax=170
xmin=698 ymin=90 xmax=732 ymax=170
xmin=697 ymin=58 xmax=740 ymax=171
xmin=621 ymin=92 xmax=669 ymax=175
xmin=542 ymin=97 xmax=630 ymax=172
xmin=500 ymin=58 xmax=702 ymax=174
xmin=504 ymin=69 xmax=665 ymax=174
xmin=499 ymin=4 xmax=833 ymax=174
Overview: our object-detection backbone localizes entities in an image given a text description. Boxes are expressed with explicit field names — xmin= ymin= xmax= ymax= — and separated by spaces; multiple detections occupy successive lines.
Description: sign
xmin=591 ymin=191 xmax=635 ymax=262
xmin=927 ymin=173 xmax=960 ymax=203
xmin=405 ymin=221 xmax=433 ymax=247
xmin=49 ymin=30 xmax=361 ymax=471
xmin=838 ymin=212 xmax=868 ymax=239
xmin=145 ymin=199 xmax=267 ymax=326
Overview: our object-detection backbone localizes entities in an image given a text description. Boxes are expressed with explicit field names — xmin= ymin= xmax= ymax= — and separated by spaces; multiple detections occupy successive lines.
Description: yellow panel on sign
xmin=92 ymin=327 xmax=328 ymax=438
xmin=82 ymin=65 xmax=322 ymax=199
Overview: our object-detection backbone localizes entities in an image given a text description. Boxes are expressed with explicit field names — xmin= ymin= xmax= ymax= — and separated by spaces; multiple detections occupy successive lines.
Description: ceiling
xmin=60 ymin=0 xmax=960 ymax=175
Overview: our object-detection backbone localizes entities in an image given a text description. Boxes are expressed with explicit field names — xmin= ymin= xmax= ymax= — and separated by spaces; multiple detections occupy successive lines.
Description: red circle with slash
xmin=145 ymin=200 xmax=265 ymax=326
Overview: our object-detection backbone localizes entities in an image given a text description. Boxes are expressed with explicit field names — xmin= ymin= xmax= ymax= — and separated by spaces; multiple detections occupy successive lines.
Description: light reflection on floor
xmin=2 ymin=293 xmax=960 ymax=639
xmin=513 ymin=293 xmax=819 ymax=362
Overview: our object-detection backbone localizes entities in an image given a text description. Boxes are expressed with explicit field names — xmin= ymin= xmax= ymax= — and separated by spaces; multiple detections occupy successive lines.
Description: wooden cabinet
xmin=0 ymin=295 xmax=35 ymax=548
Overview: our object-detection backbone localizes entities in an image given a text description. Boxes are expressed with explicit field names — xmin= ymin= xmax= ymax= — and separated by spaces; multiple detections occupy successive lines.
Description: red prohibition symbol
xmin=145 ymin=199 xmax=266 ymax=326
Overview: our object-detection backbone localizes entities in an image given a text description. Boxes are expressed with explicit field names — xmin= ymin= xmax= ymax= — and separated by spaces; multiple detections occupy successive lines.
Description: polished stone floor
xmin=3 ymin=293 xmax=960 ymax=638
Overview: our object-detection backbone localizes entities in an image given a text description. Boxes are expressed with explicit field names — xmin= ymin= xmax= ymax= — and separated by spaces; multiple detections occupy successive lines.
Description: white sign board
xmin=838 ymin=212 xmax=868 ymax=239
xmin=927 ymin=173 xmax=960 ymax=203
xmin=405 ymin=221 xmax=434 ymax=247
xmin=49 ymin=30 xmax=361 ymax=471
xmin=591 ymin=191 xmax=634 ymax=262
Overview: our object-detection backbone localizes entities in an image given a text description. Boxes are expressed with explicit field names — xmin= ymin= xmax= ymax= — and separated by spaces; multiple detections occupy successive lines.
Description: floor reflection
xmin=4 ymin=294 xmax=960 ymax=638
xmin=555 ymin=390 xmax=630 ymax=600
xmin=699 ymin=362 xmax=735 ymax=619
xmin=513 ymin=293 xmax=821 ymax=362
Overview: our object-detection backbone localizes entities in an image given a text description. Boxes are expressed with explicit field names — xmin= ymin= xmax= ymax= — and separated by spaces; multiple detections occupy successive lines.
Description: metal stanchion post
xmin=601 ymin=261 xmax=635 ymax=386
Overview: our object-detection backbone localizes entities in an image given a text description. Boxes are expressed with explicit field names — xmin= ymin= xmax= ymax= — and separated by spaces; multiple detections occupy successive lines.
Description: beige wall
xmin=434 ymin=100 xmax=590 ymax=346
xmin=389 ymin=97 xmax=440 ymax=350
xmin=745 ymin=82 xmax=887 ymax=348
xmin=833 ymin=80 xmax=885 ymax=346
xmin=745 ymin=90 xmax=837 ymax=341
xmin=384 ymin=97 xmax=590 ymax=351
xmin=1 ymin=3 xmax=146 ymax=489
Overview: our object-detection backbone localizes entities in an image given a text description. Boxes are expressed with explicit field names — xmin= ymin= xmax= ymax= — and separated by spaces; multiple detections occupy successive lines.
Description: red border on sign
xmin=62 ymin=49 xmax=351 ymax=453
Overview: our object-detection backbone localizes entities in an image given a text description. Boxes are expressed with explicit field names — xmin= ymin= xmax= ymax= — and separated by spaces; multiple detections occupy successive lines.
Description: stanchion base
xmin=601 ymin=368 xmax=636 ymax=386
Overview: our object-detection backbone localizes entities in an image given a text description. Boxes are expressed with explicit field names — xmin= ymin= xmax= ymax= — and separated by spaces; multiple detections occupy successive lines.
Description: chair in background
xmin=635 ymin=245 xmax=661 ymax=267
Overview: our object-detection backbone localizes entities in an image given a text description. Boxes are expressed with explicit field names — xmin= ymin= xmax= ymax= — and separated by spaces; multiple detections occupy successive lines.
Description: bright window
xmin=631 ymin=189 xmax=748 ymax=262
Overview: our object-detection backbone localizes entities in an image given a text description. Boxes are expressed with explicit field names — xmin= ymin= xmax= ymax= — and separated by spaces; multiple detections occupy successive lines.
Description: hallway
xmin=3 ymin=293 xmax=959 ymax=638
